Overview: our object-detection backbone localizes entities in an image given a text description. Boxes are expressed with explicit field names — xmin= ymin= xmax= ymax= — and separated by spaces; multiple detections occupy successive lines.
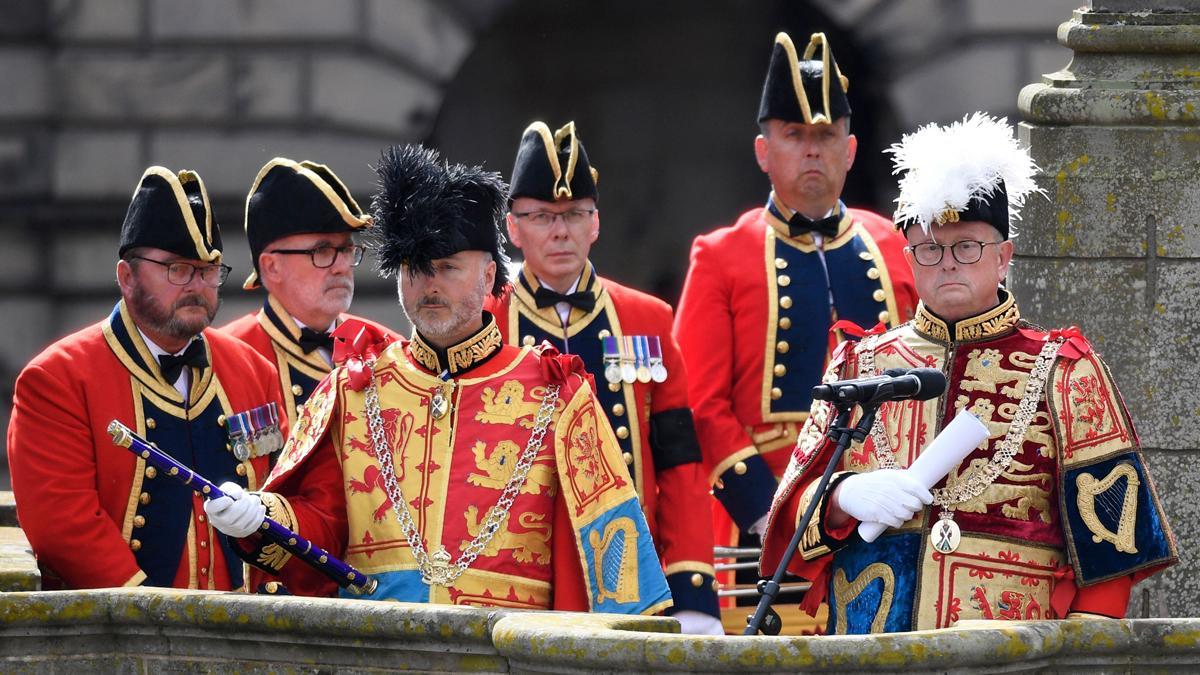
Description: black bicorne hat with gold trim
xmin=243 ymin=157 xmax=373 ymax=289
xmin=758 ymin=32 xmax=851 ymax=124
xmin=370 ymin=144 xmax=510 ymax=296
xmin=119 ymin=167 xmax=222 ymax=262
xmin=509 ymin=121 xmax=599 ymax=204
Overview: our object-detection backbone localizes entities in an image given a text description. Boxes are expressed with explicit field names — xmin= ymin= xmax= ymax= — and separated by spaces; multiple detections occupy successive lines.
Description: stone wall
xmin=0 ymin=588 xmax=1199 ymax=673
xmin=1014 ymin=0 xmax=1200 ymax=619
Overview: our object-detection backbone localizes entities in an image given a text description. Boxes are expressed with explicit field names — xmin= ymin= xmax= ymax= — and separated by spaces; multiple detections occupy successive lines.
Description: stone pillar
xmin=1015 ymin=0 xmax=1200 ymax=618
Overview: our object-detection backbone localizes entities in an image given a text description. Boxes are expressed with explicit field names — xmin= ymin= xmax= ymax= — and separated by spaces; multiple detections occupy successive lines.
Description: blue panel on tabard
xmin=340 ymin=568 xmax=429 ymax=602
xmin=827 ymin=531 xmax=921 ymax=634
xmin=579 ymin=497 xmax=672 ymax=614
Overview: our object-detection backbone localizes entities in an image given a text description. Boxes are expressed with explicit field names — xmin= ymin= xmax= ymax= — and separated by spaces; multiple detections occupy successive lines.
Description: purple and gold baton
xmin=107 ymin=420 xmax=376 ymax=595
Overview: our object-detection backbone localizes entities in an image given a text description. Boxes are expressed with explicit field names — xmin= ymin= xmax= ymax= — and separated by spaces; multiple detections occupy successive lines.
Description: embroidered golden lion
xmin=960 ymin=348 xmax=1038 ymax=398
xmin=462 ymin=505 xmax=552 ymax=564
xmin=475 ymin=380 xmax=542 ymax=426
xmin=952 ymin=458 xmax=1052 ymax=523
xmin=467 ymin=440 xmax=556 ymax=496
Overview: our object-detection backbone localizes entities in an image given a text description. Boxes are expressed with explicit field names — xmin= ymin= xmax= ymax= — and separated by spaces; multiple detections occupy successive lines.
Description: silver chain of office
xmin=362 ymin=361 xmax=560 ymax=586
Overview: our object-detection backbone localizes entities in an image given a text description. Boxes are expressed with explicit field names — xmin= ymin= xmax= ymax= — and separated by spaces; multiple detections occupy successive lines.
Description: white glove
xmin=203 ymin=482 xmax=265 ymax=538
xmin=673 ymin=610 xmax=725 ymax=636
xmin=835 ymin=469 xmax=932 ymax=529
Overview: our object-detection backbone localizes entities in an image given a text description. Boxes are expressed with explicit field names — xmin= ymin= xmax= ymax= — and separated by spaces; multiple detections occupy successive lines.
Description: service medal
xmin=233 ymin=438 xmax=251 ymax=462
xmin=650 ymin=362 xmax=668 ymax=383
xmin=621 ymin=362 xmax=637 ymax=384
xmin=430 ymin=385 xmax=450 ymax=420
xmin=605 ymin=362 xmax=622 ymax=384
xmin=931 ymin=510 xmax=961 ymax=554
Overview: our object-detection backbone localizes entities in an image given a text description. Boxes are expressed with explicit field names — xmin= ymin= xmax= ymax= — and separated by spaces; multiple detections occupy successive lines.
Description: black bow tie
xmin=533 ymin=286 xmax=596 ymax=313
xmin=787 ymin=211 xmax=842 ymax=239
xmin=158 ymin=339 xmax=208 ymax=383
xmin=298 ymin=327 xmax=334 ymax=354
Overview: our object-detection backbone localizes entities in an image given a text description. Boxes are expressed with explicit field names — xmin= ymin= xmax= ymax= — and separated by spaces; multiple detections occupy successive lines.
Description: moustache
xmin=418 ymin=296 xmax=449 ymax=308
xmin=324 ymin=279 xmax=354 ymax=293
xmin=174 ymin=295 xmax=213 ymax=311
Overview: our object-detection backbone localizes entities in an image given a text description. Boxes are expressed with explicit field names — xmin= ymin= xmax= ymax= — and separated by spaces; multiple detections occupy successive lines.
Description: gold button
xmin=776 ymin=341 xmax=789 ymax=354
xmin=133 ymin=515 xmax=146 ymax=528
xmin=711 ymin=579 xmax=720 ymax=592
xmin=774 ymin=258 xmax=787 ymax=270
xmin=198 ymin=514 xmax=206 ymax=523
xmin=859 ymin=251 xmax=873 ymax=261
xmin=867 ymin=267 xmax=880 ymax=280
xmin=623 ymin=452 xmax=634 ymax=465
xmin=144 ymin=467 xmax=157 ymax=479
xmin=217 ymin=414 xmax=227 ymax=426
xmin=139 ymin=492 xmax=151 ymax=505
xmin=200 ymin=541 xmax=207 ymax=549
xmin=296 ymin=404 xmax=304 ymax=415
xmin=292 ymin=384 xmax=304 ymax=396
xmin=774 ymin=364 xmax=786 ymax=377
xmin=780 ymin=296 xmax=793 ymax=309
xmin=226 ymin=443 xmax=233 ymax=451
xmin=608 ymin=382 xmax=621 ymax=393
xmin=201 ymin=567 xmax=208 ymax=575
xmin=236 ymin=464 xmax=247 ymax=476
xmin=873 ymin=289 xmax=886 ymax=302
xmin=612 ymin=403 xmax=626 ymax=416
xmin=734 ymin=461 xmax=748 ymax=475
xmin=771 ymin=387 xmax=782 ymax=400
xmin=129 ymin=539 xmax=141 ymax=551
xmin=691 ymin=573 xmax=704 ymax=588
xmin=778 ymin=275 xmax=791 ymax=287
xmin=616 ymin=426 xmax=630 ymax=440
xmin=878 ymin=310 xmax=890 ymax=324
xmin=145 ymin=418 xmax=156 ymax=430
xmin=264 ymin=581 xmax=282 ymax=594
xmin=522 ymin=335 xmax=535 ymax=346
xmin=779 ymin=317 xmax=792 ymax=330
xmin=598 ymin=329 xmax=612 ymax=339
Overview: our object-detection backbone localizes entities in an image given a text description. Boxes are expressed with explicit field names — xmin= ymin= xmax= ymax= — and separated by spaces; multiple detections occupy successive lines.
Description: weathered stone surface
xmin=310 ymin=54 xmax=440 ymax=136
xmin=52 ymin=131 xmax=142 ymax=199
xmin=1144 ymin=261 xmax=1200 ymax=449
xmin=0 ymin=493 xmax=14 ymax=526
xmin=55 ymin=51 xmax=230 ymax=121
xmin=0 ymin=48 xmax=49 ymax=117
xmin=366 ymin=0 xmax=473 ymax=81
xmin=50 ymin=0 xmax=141 ymax=40
xmin=0 ymin=527 xmax=37 ymax=592
xmin=1130 ymin=450 xmax=1199 ymax=620
xmin=233 ymin=55 xmax=303 ymax=120
xmin=150 ymin=0 xmax=358 ymax=40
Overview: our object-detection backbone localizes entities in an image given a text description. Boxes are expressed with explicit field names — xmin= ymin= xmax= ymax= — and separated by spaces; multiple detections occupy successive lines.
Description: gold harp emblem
xmin=1076 ymin=463 xmax=1140 ymax=554
xmin=588 ymin=517 xmax=639 ymax=604
xmin=833 ymin=562 xmax=895 ymax=634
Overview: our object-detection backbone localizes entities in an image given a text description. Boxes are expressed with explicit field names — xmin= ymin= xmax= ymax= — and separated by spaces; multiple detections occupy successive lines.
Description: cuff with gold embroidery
xmin=797 ymin=471 xmax=857 ymax=561
xmin=713 ymin=453 xmax=777 ymax=533
xmin=230 ymin=492 xmax=297 ymax=574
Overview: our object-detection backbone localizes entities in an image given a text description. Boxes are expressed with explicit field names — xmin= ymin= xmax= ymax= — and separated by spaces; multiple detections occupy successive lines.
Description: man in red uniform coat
xmin=673 ymin=32 xmax=918 ymax=596
xmin=485 ymin=121 xmax=721 ymax=633
xmin=206 ymin=145 xmax=672 ymax=614
xmin=7 ymin=166 xmax=286 ymax=590
xmin=760 ymin=113 xmax=1177 ymax=633
xmin=222 ymin=158 xmax=395 ymax=428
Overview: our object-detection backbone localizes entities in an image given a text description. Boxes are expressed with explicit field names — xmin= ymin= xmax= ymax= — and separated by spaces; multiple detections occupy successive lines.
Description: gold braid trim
xmin=913 ymin=291 xmax=1020 ymax=344
xmin=409 ymin=319 xmax=504 ymax=375
xmin=254 ymin=492 xmax=295 ymax=572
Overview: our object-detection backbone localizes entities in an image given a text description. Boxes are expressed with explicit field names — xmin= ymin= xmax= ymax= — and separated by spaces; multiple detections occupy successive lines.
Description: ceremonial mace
xmin=107 ymin=420 xmax=377 ymax=596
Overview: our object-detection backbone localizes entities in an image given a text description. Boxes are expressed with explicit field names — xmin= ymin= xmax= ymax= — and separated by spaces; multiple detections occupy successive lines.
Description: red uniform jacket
xmin=7 ymin=301 xmax=285 ymax=590
xmin=674 ymin=198 xmax=917 ymax=535
xmin=486 ymin=264 xmax=718 ymax=617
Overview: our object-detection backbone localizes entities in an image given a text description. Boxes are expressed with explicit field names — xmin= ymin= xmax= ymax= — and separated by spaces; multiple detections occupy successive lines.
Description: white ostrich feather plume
xmin=886 ymin=112 xmax=1043 ymax=235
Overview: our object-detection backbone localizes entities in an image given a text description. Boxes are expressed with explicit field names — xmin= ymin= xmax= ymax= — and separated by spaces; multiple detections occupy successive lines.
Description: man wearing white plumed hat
xmin=759 ymin=113 xmax=1177 ymax=633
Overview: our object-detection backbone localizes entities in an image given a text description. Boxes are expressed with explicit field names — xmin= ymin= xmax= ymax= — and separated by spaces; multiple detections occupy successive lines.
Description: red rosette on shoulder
xmin=535 ymin=342 xmax=587 ymax=385
xmin=332 ymin=320 xmax=396 ymax=391
xmin=1021 ymin=325 xmax=1091 ymax=360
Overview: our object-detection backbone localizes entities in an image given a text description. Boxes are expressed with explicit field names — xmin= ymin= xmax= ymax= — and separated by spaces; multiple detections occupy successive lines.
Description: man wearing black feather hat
xmin=208 ymin=145 xmax=673 ymax=613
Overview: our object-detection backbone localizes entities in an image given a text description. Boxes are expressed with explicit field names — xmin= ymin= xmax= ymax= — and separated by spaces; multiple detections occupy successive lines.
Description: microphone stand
xmin=744 ymin=400 xmax=880 ymax=636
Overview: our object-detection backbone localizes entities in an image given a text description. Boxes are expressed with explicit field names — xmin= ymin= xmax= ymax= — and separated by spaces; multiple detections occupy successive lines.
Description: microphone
xmin=811 ymin=367 xmax=946 ymax=406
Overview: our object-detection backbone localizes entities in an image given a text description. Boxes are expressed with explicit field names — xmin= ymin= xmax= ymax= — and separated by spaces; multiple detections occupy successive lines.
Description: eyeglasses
xmin=130 ymin=256 xmax=232 ymax=287
xmin=511 ymin=208 xmax=596 ymax=228
xmin=907 ymin=240 xmax=1002 ymax=266
xmin=267 ymin=244 xmax=365 ymax=269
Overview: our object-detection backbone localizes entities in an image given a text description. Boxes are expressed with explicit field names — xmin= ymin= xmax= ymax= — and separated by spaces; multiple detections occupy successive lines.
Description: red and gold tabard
xmin=486 ymin=264 xmax=718 ymax=618
xmin=246 ymin=315 xmax=672 ymax=614
xmin=760 ymin=291 xmax=1177 ymax=633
